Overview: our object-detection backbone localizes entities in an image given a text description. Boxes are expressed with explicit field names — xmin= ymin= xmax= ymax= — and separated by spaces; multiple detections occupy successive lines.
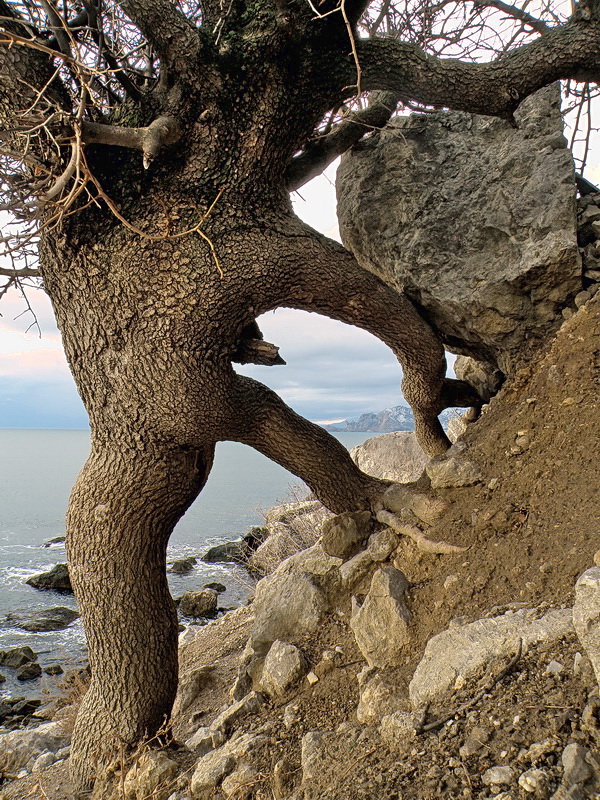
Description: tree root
xmin=375 ymin=509 xmax=468 ymax=554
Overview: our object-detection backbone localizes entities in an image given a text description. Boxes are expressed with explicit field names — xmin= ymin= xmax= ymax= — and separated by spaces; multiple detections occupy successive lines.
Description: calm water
xmin=0 ymin=428 xmax=371 ymax=696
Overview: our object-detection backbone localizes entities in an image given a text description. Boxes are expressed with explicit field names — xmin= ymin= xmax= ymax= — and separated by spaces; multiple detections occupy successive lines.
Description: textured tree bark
xmin=66 ymin=440 xmax=213 ymax=789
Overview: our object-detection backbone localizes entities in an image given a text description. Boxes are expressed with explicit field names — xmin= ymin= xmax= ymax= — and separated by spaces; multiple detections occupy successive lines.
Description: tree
xmin=1 ymin=0 xmax=599 ymax=790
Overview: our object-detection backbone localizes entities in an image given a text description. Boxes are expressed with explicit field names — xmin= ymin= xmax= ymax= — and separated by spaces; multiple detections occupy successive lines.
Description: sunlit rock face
xmin=337 ymin=84 xmax=580 ymax=375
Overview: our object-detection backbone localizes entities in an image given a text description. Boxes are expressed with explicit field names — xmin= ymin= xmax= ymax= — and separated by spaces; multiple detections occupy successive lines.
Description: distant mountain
xmin=322 ymin=405 xmax=456 ymax=433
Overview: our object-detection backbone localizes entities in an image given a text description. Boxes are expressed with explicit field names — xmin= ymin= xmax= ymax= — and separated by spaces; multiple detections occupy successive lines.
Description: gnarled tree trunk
xmin=4 ymin=0 xmax=600 ymax=790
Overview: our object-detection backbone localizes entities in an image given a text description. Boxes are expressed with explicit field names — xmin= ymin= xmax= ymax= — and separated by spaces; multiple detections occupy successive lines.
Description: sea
xmin=0 ymin=428 xmax=372 ymax=698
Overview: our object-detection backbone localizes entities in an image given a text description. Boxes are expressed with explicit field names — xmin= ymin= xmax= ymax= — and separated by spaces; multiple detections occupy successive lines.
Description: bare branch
xmin=286 ymin=91 xmax=400 ymax=192
xmin=472 ymin=0 xmax=551 ymax=35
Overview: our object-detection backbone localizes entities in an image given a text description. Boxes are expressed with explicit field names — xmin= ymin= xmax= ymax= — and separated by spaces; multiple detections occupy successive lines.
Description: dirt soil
xmin=2 ymin=290 xmax=600 ymax=800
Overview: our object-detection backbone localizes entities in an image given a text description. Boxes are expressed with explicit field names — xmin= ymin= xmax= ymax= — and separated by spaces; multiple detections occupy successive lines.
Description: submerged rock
xmin=7 ymin=606 xmax=79 ymax=632
xmin=0 ymin=646 xmax=36 ymax=668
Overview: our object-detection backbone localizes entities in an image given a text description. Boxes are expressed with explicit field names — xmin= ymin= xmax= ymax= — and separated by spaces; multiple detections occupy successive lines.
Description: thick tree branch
xmin=0 ymin=266 xmax=41 ymax=277
xmin=117 ymin=0 xmax=200 ymax=64
xmin=356 ymin=20 xmax=600 ymax=117
xmin=80 ymin=115 xmax=180 ymax=167
xmin=286 ymin=91 xmax=400 ymax=192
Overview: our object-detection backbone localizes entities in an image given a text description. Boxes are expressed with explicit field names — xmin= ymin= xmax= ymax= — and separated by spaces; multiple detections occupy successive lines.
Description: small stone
xmin=561 ymin=742 xmax=592 ymax=786
xmin=573 ymin=652 xmax=583 ymax=675
xmin=544 ymin=660 xmax=564 ymax=676
xmin=594 ymin=550 xmax=600 ymax=567
xmin=562 ymin=307 xmax=574 ymax=320
xmin=459 ymin=726 xmax=492 ymax=759
xmin=574 ymin=290 xmax=590 ymax=308
xmin=283 ymin=704 xmax=300 ymax=729
xmin=488 ymin=478 xmax=499 ymax=490
xmin=518 ymin=768 xmax=549 ymax=795
xmin=482 ymin=766 xmax=515 ymax=786
xmin=444 ymin=574 xmax=460 ymax=591
xmin=306 ymin=671 xmax=319 ymax=686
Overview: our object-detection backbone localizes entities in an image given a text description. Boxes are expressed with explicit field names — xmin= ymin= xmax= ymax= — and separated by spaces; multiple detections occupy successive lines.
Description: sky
xmin=0 ymin=164 xmax=413 ymax=429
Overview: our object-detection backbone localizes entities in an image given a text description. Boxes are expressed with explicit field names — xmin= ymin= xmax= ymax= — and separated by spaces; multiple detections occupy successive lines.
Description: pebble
xmin=518 ymin=768 xmax=549 ymax=795
xmin=306 ymin=671 xmax=319 ymax=686
xmin=561 ymin=742 xmax=592 ymax=786
xmin=544 ymin=660 xmax=564 ymax=676
xmin=482 ymin=766 xmax=515 ymax=786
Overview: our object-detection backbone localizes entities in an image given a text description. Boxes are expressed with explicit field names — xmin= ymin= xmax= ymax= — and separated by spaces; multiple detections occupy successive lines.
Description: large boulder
xmin=337 ymin=85 xmax=580 ymax=374
xmin=350 ymin=432 xmax=428 ymax=483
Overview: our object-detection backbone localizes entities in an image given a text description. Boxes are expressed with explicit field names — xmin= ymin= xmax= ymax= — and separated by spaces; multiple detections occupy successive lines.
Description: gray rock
xmin=265 ymin=501 xmax=321 ymax=526
xmin=43 ymin=536 xmax=66 ymax=548
xmin=0 ymin=646 xmax=36 ymax=667
xmin=337 ymin=84 xmax=579 ymax=374
xmin=382 ymin=484 xmax=449 ymax=525
xmin=201 ymin=541 xmax=249 ymax=564
xmin=273 ymin=758 xmax=299 ymax=800
xmin=31 ymin=751 xmax=58 ymax=772
xmin=190 ymin=733 xmax=265 ymax=798
xmin=26 ymin=563 xmax=72 ymax=593
xmin=482 ymin=766 xmax=515 ymax=786
xmin=454 ymin=356 xmax=504 ymax=403
xmin=338 ymin=550 xmax=376 ymax=594
xmin=573 ymin=568 xmax=600 ymax=686
xmin=173 ymin=665 xmax=214 ymax=716
xmin=426 ymin=455 xmax=483 ymax=489
xmin=169 ymin=557 xmax=197 ymax=574
xmin=179 ymin=589 xmax=218 ymax=619
xmin=321 ymin=511 xmax=371 ymax=560
xmin=16 ymin=662 xmax=42 ymax=681
xmin=350 ymin=432 xmax=429 ymax=483
xmin=357 ymin=673 xmax=406 ymax=725
xmin=44 ymin=664 xmax=64 ymax=675
xmin=247 ymin=523 xmax=303 ymax=576
xmin=409 ymin=607 xmax=573 ymax=707
xmin=185 ymin=726 xmax=226 ymax=757
xmin=350 ymin=566 xmax=411 ymax=668
xmin=379 ymin=711 xmax=416 ymax=745
xmin=367 ymin=529 xmax=399 ymax=561
xmin=210 ymin=691 xmax=263 ymax=736
xmin=561 ymin=743 xmax=592 ymax=787
xmin=519 ymin=767 xmax=550 ymax=795
xmin=301 ymin=731 xmax=331 ymax=783
xmin=221 ymin=764 xmax=258 ymax=799
xmin=122 ymin=751 xmax=179 ymax=800
xmin=0 ymin=722 xmax=69 ymax=773
xmin=257 ymin=640 xmax=307 ymax=698
xmin=251 ymin=545 xmax=341 ymax=655
xmin=7 ymin=606 xmax=79 ymax=632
